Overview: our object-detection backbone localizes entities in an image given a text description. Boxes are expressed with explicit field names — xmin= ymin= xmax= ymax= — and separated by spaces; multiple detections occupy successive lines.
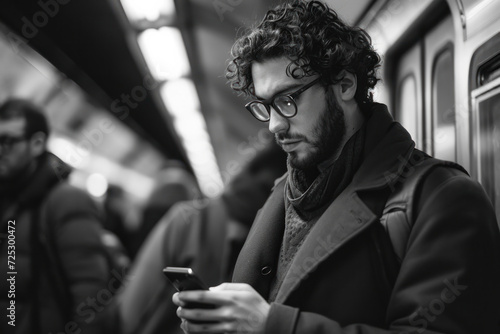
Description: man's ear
xmin=29 ymin=132 xmax=47 ymax=158
xmin=336 ymin=70 xmax=357 ymax=102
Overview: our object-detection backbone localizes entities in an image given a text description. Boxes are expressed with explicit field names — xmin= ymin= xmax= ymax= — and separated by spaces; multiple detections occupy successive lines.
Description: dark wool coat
xmin=233 ymin=105 xmax=500 ymax=334
xmin=0 ymin=153 xmax=110 ymax=334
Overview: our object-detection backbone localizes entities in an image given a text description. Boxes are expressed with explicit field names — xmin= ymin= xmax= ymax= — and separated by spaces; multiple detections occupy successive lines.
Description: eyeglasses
xmin=245 ymin=77 xmax=321 ymax=122
xmin=0 ymin=136 xmax=26 ymax=152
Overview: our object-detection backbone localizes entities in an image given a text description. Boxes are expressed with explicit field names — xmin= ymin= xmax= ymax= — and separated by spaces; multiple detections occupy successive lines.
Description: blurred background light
xmin=120 ymin=0 xmax=176 ymax=22
xmin=161 ymin=79 xmax=224 ymax=197
xmin=162 ymin=76 xmax=200 ymax=111
xmin=121 ymin=0 xmax=224 ymax=197
xmin=86 ymin=173 xmax=109 ymax=198
xmin=48 ymin=135 xmax=155 ymax=200
xmin=138 ymin=27 xmax=190 ymax=81
xmin=48 ymin=135 xmax=90 ymax=169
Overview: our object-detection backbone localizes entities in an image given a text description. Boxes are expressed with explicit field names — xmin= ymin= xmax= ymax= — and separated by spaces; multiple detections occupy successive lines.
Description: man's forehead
xmin=0 ymin=118 xmax=26 ymax=136
xmin=251 ymin=57 xmax=308 ymax=99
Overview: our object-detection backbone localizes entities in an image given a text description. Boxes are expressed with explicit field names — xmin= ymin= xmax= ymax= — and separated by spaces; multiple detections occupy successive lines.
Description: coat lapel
xmin=232 ymin=181 xmax=286 ymax=297
xmin=275 ymin=186 xmax=377 ymax=302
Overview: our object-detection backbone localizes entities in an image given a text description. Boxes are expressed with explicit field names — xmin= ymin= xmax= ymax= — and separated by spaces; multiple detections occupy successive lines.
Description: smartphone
xmin=163 ymin=267 xmax=209 ymax=292
xmin=163 ymin=267 xmax=215 ymax=313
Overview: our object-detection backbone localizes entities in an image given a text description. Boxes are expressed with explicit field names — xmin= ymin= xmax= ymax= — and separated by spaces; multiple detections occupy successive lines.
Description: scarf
xmin=268 ymin=125 xmax=365 ymax=301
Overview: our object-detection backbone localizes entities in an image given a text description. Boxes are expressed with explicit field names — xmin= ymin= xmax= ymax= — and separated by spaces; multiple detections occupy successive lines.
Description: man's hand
xmin=172 ymin=283 xmax=270 ymax=333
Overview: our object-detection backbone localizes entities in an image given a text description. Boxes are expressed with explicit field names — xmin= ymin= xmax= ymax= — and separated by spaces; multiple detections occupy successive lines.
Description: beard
xmin=0 ymin=157 xmax=34 ymax=190
xmin=276 ymin=90 xmax=346 ymax=170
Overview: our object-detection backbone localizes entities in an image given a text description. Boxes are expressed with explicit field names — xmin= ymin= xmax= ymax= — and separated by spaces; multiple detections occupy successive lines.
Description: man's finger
xmin=178 ymin=306 xmax=234 ymax=322
xmin=177 ymin=290 xmax=235 ymax=306
xmin=183 ymin=320 xmax=236 ymax=333
xmin=172 ymin=292 xmax=186 ymax=307
xmin=209 ymin=282 xmax=254 ymax=292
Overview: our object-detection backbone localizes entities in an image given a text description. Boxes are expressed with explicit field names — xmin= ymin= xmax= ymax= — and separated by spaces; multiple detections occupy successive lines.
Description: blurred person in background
xmin=103 ymin=184 xmax=131 ymax=256
xmin=130 ymin=162 xmax=201 ymax=258
xmin=0 ymin=99 xmax=112 ymax=334
xmin=117 ymin=143 xmax=286 ymax=334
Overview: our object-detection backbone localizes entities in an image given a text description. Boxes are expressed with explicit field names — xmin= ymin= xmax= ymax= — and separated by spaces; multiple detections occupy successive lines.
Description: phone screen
xmin=163 ymin=267 xmax=216 ymax=317
xmin=163 ymin=267 xmax=208 ymax=292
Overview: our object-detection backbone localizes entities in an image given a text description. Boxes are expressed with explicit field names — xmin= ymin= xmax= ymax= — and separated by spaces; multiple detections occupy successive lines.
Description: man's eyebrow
xmin=254 ymin=83 xmax=304 ymax=101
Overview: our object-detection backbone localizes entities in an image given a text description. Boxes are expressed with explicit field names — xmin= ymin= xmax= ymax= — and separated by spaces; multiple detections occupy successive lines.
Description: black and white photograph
xmin=1 ymin=0 xmax=500 ymax=333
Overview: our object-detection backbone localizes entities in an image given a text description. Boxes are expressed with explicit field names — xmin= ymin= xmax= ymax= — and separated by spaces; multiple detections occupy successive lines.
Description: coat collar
xmin=233 ymin=104 xmax=415 ymax=301
xmin=0 ymin=152 xmax=71 ymax=221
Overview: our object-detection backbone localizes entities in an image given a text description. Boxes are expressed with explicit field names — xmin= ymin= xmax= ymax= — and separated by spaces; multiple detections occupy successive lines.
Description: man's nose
xmin=268 ymin=107 xmax=289 ymax=134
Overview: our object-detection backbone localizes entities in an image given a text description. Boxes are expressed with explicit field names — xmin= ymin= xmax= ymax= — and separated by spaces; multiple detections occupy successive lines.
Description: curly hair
xmin=226 ymin=0 xmax=381 ymax=105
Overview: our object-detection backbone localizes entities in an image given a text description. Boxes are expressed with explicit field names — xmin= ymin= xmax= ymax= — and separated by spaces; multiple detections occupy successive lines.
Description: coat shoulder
xmin=272 ymin=172 xmax=288 ymax=191
xmin=414 ymin=162 xmax=498 ymax=236
xmin=43 ymin=181 xmax=100 ymax=224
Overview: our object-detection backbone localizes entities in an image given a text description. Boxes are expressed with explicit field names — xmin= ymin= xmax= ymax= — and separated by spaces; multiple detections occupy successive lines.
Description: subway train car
xmin=1 ymin=0 xmax=500 ymax=333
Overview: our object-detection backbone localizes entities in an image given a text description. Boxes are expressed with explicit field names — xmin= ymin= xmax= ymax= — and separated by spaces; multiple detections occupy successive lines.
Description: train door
xmin=470 ymin=34 xmax=500 ymax=223
xmin=394 ymin=14 xmax=456 ymax=161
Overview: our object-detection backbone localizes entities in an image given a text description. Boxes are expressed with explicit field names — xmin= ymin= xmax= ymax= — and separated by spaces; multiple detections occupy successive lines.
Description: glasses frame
xmin=0 ymin=135 xmax=27 ymax=153
xmin=245 ymin=77 xmax=321 ymax=122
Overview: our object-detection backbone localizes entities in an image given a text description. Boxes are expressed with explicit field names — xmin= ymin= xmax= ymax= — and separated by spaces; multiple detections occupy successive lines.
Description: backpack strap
xmin=380 ymin=150 xmax=468 ymax=264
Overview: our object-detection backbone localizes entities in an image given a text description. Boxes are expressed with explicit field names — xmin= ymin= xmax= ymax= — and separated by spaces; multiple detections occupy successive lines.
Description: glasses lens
xmin=274 ymin=96 xmax=296 ymax=117
xmin=249 ymin=102 xmax=270 ymax=121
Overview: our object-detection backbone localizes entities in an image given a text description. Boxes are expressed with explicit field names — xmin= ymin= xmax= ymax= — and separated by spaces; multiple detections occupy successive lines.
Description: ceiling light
xmin=120 ymin=0 xmax=176 ymax=22
xmin=161 ymin=79 xmax=224 ymax=197
xmin=138 ymin=27 xmax=190 ymax=81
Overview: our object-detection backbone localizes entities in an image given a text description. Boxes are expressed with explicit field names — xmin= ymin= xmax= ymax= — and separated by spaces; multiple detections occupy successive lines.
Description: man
xmin=173 ymin=1 xmax=500 ymax=333
xmin=117 ymin=144 xmax=286 ymax=334
xmin=0 ymin=99 xmax=111 ymax=333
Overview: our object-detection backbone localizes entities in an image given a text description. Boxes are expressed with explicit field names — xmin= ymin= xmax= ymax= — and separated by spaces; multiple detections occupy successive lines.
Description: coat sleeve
xmin=117 ymin=201 xmax=202 ymax=334
xmin=117 ymin=210 xmax=171 ymax=334
xmin=265 ymin=173 xmax=500 ymax=334
xmin=46 ymin=183 xmax=110 ymax=334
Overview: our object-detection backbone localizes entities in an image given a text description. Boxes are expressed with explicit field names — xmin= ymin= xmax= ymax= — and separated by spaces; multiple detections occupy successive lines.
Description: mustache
xmin=275 ymin=133 xmax=306 ymax=143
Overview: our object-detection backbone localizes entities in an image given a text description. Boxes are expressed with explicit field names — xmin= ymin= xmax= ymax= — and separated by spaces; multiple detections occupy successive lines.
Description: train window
xmin=424 ymin=16 xmax=455 ymax=161
xmin=431 ymin=48 xmax=456 ymax=161
xmin=394 ymin=15 xmax=455 ymax=158
xmin=395 ymin=43 xmax=423 ymax=148
xmin=398 ymin=75 xmax=419 ymax=141
xmin=474 ymin=88 xmax=500 ymax=217
xmin=479 ymin=54 xmax=500 ymax=86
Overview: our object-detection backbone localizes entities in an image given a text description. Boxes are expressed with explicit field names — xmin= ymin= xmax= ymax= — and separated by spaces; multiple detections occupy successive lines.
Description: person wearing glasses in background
xmin=173 ymin=1 xmax=500 ymax=333
xmin=0 ymin=99 xmax=111 ymax=334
